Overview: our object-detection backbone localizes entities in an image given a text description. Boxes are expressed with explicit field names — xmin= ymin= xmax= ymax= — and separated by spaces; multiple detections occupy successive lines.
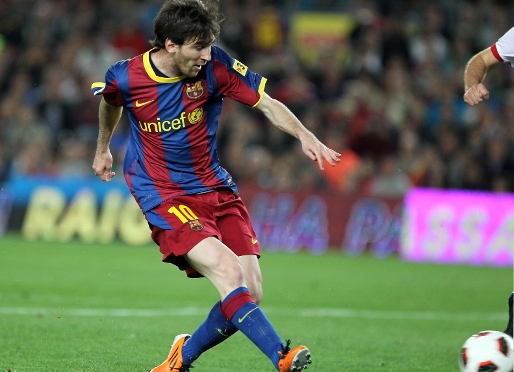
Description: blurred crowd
xmin=1 ymin=0 xmax=514 ymax=196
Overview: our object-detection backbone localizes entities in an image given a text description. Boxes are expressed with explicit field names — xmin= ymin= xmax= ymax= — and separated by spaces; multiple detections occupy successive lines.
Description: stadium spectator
xmin=318 ymin=127 xmax=361 ymax=193
xmin=0 ymin=0 xmax=512 ymax=194
xmin=367 ymin=154 xmax=412 ymax=197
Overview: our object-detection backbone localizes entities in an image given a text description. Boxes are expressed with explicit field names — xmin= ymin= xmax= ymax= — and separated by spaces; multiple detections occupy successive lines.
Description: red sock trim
xmin=220 ymin=291 xmax=253 ymax=321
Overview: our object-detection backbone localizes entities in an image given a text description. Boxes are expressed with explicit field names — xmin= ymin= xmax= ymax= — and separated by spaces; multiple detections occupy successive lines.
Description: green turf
xmin=0 ymin=233 xmax=511 ymax=371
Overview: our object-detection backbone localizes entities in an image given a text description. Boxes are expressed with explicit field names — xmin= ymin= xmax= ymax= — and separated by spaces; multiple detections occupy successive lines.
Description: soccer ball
xmin=458 ymin=330 xmax=513 ymax=372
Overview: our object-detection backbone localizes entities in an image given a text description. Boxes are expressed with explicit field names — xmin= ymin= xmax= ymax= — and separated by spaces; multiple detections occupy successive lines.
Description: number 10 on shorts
xmin=168 ymin=205 xmax=204 ymax=231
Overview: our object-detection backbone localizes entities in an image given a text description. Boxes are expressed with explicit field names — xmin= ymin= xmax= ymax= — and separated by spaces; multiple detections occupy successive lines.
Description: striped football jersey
xmin=92 ymin=46 xmax=267 ymax=228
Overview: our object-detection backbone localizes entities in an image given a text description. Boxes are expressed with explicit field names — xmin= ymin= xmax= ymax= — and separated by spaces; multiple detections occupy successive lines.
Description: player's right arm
xmin=463 ymin=47 xmax=502 ymax=106
xmin=462 ymin=26 xmax=514 ymax=106
xmin=92 ymin=97 xmax=123 ymax=181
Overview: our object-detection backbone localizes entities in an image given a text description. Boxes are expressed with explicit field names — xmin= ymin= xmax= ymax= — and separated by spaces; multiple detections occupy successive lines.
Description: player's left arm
xmin=255 ymin=92 xmax=340 ymax=170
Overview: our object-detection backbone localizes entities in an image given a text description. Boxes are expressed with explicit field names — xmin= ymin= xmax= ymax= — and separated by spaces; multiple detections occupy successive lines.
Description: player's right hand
xmin=92 ymin=150 xmax=115 ymax=182
xmin=463 ymin=83 xmax=490 ymax=106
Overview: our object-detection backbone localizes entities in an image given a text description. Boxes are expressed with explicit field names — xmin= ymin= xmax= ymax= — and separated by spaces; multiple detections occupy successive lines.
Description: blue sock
xmin=181 ymin=301 xmax=238 ymax=365
xmin=221 ymin=287 xmax=285 ymax=369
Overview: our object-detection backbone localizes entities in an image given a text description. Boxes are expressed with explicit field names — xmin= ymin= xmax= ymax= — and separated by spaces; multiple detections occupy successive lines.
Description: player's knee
xmin=242 ymin=274 xmax=262 ymax=304
xmin=249 ymin=286 xmax=263 ymax=305
xmin=245 ymin=271 xmax=263 ymax=304
xmin=219 ymin=260 xmax=245 ymax=288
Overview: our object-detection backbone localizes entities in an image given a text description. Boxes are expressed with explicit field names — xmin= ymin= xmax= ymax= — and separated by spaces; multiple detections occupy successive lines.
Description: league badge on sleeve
xmin=232 ymin=59 xmax=248 ymax=76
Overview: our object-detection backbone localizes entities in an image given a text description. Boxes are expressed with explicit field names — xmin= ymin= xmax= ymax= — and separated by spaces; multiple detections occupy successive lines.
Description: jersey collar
xmin=143 ymin=48 xmax=186 ymax=83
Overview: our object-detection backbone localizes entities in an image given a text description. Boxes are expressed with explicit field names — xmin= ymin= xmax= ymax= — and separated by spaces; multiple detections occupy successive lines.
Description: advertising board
xmin=401 ymin=188 xmax=514 ymax=267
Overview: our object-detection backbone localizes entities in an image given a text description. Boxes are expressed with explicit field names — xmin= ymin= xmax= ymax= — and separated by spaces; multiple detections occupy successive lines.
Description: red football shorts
xmin=149 ymin=188 xmax=260 ymax=278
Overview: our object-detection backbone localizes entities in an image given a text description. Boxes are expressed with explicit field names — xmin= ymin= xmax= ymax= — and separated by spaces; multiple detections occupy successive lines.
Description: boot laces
xmin=279 ymin=339 xmax=292 ymax=359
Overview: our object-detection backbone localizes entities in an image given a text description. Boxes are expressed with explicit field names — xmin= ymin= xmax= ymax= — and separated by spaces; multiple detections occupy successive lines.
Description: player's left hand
xmin=298 ymin=131 xmax=341 ymax=170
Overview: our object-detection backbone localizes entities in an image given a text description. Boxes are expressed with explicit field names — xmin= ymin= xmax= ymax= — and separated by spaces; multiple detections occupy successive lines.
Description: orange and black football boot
xmin=278 ymin=340 xmax=312 ymax=372
xmin=150 ymin=334 xmax=192 ymax=372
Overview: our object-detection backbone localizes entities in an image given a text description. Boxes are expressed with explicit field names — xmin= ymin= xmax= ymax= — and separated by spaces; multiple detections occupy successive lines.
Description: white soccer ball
xmin=458 ymin=330 xmax=513 ymax=372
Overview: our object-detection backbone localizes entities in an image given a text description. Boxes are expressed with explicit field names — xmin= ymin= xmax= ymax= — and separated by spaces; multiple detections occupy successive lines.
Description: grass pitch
xmin=0 ymin=234 xmax=511 ymax=371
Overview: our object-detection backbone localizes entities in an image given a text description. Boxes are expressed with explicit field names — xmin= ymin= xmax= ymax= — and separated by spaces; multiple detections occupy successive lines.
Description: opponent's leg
xmin=504 ymin=292 xmax=513 ymax=337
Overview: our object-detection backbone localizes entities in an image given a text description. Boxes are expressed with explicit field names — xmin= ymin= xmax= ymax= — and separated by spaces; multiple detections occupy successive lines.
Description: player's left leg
xmin=240 ymin=254 xmax=263 ymax=304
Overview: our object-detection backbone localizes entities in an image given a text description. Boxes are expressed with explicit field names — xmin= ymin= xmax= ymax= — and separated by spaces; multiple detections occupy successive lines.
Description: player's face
xmin=173 ymin=41 xmax=212 ymax=78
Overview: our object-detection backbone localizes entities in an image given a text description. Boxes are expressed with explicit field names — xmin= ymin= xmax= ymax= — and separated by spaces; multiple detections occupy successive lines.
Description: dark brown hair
xmin=151 ymin=0 xmax=222 ymax=48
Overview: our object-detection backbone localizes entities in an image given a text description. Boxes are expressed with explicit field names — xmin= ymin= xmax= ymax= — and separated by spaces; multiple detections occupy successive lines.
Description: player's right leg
xmin=184 ymin=236 xmax=247 ymax=298
xmin=149 ymin=237 xmax=243 ymax=371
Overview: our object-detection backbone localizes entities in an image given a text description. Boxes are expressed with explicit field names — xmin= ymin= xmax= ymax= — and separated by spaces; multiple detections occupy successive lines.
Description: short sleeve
xmin=210 ymin=46 xmax=267 ymax=107
xmin=493 ymin=27 xmax=514 ymax=67
xmin=90 ymin=63 xmax=124 ymax=106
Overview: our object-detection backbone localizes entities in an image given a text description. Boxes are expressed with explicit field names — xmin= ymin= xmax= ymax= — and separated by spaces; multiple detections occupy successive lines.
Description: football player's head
xmin=151 ymin=0 xmax=222 ymax=50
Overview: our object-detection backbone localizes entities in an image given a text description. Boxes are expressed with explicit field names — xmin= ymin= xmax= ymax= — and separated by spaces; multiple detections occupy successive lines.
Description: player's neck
xmin=151 ymin=49 xmax=181 ymax=78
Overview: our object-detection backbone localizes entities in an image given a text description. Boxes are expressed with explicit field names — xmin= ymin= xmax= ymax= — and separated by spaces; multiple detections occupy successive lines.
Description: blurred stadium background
xmin=0 ymin=0 xmax=514 ymax=370
xmin=1 ymin=0 xmax=513 ymax=262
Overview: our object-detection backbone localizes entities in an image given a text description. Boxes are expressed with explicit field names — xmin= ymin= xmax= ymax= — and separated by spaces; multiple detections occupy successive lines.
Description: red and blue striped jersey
xmin=92 ymin=46 xmax=266 ymax=227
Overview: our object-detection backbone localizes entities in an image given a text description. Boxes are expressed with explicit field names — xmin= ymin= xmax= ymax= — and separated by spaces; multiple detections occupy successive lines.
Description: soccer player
xmin=91 ymin=1 xmax=340 ymax=371
xmin=463 ymin=26 xmax=514 ymax=106
xmin=463 ymin=27 xmax=514 ymax=338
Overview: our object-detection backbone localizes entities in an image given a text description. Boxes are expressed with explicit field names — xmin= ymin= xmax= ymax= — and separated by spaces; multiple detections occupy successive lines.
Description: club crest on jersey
xmin=232 ymin=59 xmax=248 ymax=76
xmin=188 ymin=107 xmax=203 ymax=124
xmin=185 ymin=81 xmax=204 ymax=99
xmin=188 ymin=219 xmax=204 ymax=231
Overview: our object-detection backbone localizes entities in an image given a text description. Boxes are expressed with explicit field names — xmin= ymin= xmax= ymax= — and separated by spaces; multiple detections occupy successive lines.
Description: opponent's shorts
xmin=148 ymin=188 xmax=260 ymax=278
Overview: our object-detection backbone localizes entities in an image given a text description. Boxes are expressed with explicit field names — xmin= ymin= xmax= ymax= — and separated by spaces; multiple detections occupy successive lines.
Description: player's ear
xmin=164 ymin=38 xmax=178 ymax=53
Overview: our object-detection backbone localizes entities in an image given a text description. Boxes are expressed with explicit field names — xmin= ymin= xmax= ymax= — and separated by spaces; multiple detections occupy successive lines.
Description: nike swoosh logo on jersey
xmin=251 ymin=237 xmax=258 ymax=244
xmin=135 ymin=99 xmax=154 ymax=107
xmin=238 ymin=307 xmax=258 ymax=323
